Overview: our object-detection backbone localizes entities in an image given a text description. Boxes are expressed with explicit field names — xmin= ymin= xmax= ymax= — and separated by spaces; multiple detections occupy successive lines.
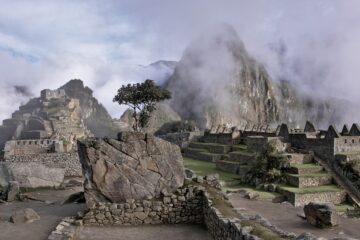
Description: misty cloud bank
xmin=0 ymin=0 xmax=359 ymax=126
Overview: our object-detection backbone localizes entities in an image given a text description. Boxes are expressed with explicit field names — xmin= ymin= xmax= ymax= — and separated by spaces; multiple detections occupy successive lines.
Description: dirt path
xmin=229 ymin=193 xmax=360 ymax=239
xmin=77 ymin=225 xmax=211 ymax=240
xmin=0 ymin=189 xmax=85 ymax=240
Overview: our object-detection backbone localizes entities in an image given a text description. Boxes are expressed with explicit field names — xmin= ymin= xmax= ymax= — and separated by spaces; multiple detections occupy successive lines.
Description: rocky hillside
xmin=60 ymin=80 xmax=121 ymax=138
xmin=165 ymin=23 xmax=353 ymax=129
xmin=119 ymin=103 xmax=181 ymax=134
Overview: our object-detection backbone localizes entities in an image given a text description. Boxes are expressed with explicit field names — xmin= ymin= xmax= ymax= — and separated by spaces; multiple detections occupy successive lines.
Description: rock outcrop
xmin=10 ymin=208 xmax=40 ymax=224
xmin=78 ymin=132 xmax=185 ymax=206
xmin=60 ymin=79 xmax=122 ymax=138
xmin=165 ymin=23 xmax=355 ymax=129
xmin=1 ymin=162 xmax=66 ymax=188
xmin=304 ymin=202 xmax=339 ymax=228
xmin=119 ymin=103 xmax=182 ymax=134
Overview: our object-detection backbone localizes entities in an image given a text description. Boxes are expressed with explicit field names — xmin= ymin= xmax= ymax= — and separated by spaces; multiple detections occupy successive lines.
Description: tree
xmin=113 ymin=79 xmax=171 ymax=131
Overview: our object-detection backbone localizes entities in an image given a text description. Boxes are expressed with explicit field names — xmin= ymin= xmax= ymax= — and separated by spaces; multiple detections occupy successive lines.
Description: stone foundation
xmin=282 ymin=190 xmax=347 ymax=207
xmin=286 ymin=175 xmax=332 ymax=188
xmin=81 ymin=178 xmax=261 ymax=240
xmin=4 ymin=152 xmax=81 ymax=177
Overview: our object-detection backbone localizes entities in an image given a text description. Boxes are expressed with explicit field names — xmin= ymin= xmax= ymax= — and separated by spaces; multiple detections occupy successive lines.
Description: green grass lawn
xmin=278 ymin=184 xmax=342 ymax=194
xmin=190 ymin=142 xmax=227 ymax=147
xmin=231 ymin=150 xmax=255 ymax=157
xmin=232 ymin=144 xmax=248 ymax=150
xmin=286 ymin=172 xmax=329 ymax=178
xmin=289 ymin=163 xmax=321 ymax=169
xmin=225 ymin=184 xmax=281 ymax=200
xmin=184 ymin=157 xmax=240 ymax=180
xmin=335 ymin=203 xmax=356 ymax=212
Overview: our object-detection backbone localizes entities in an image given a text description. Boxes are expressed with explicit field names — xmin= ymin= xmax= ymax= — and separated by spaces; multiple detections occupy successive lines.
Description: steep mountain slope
xmin=60 ymin=80 xmax=121 ymax=138
xmin=165 ymin=23 xmax=353 ymax=129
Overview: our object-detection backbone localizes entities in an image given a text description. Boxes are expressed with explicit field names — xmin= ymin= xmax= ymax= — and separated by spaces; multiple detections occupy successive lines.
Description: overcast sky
xmin=0 ymin=0 xmax=359 ymax=121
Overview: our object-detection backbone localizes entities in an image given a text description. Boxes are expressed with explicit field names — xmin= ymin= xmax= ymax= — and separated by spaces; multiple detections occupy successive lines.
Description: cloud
xmin=0 ymin=0 xmax=359 ymax=123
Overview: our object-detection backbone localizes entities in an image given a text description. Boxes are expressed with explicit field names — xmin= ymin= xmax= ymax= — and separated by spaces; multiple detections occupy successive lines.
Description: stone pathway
xmin=229 ymin=193 xmax=360 ymax=239
xmin=77 ymin=224 xmax=211 ymax=240
xmin=0 ymin=189 xmax=85 ymax=240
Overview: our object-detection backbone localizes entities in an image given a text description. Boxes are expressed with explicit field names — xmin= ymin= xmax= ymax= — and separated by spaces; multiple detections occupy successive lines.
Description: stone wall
xmin=285 ymin=175 xmax=332 ymax=188
xmin=289 ymin=134 xmax=335 ymax=161
xmin=82 ymin=181 xmax=261 ymax=240
xmin=83 ymin=185 xmax=204 ymax=226
xmin=158 ymin=131 xmax=202 ymax=149
xmin=334 ymin=136 xmax=360 ymax=154
xmin=4 ymin=140 xmax=64 ymax=158
xmin=281 ymin=190 xmax=347 ymax=207
xmin=4 ymin=152 xmax=81 ymax=177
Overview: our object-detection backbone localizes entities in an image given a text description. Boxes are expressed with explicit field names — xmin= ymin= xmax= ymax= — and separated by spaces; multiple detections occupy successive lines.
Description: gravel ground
xmin=76 ymin=224 xmax=211 ymax=240
xmin=0 ymin=188 xmax=85 ymax=240
xmin=229 ymin=193 xmax=360 ymax=239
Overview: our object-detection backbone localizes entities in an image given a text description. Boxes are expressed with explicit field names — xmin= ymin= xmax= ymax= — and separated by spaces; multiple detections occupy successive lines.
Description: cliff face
xmin=165 ymin=24 xmax=352 ymax=129
xmin=60 ymin=80 xmax=121 ymax=138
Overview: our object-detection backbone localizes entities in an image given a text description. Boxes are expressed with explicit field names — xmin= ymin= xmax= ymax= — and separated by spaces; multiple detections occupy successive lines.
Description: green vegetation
xmin=190 ymin=142 xmax=227 ymax=147
xmin=206 ymin=186 xmax=286 ymax=240
xmin=232 ymin=144 xmax=248 ymax=150
xmin=20 ymin=186 xmax=58 ymax=193
xmin=335 ymin=203 xmax=356 ymax=212
xmin=113 ymin=79 xmax=171 ymax=131
xmin=225 ymin=184 xmax=281 ymax=200
xmin=184 ymin=157 xmax=239 ymax=180
xmin=290 ymin=163 xmax=321 ymax=169
xmin=231 ymin=150 xmax=255 ymax=157
xmin=278 ymin=184 xmax=342 ymax=194
xmin=286 ymin=172 xmax=329 ymax=178
xmin=241 ymin=220 xmax=287 ymax=240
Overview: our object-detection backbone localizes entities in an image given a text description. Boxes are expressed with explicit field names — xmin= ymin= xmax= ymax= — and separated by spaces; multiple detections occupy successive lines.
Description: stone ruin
xmin=74 ymin=132 xmax=264 ymax=240
xmin=0 ymin=84 xmax=93 ymax=191
xmin=184 ymin=121 xmax=360 ymax=208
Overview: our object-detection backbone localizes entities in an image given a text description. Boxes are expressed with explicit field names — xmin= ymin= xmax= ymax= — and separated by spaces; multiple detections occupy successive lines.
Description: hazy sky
xmin=0 ymin=0 xmax=359 ymax=121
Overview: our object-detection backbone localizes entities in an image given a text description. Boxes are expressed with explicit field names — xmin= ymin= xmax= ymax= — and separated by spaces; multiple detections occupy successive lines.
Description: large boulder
xmin=10 ymin=208 xmax=40 ymax=224
xmin=3 ymin=162 xmax=65 ymax=188
xmin=6 ymin=181 xmax=19 ymax=202
xmin=78 ymin=132 xmax=185 ymax=206
xmin=304 ymin=202 xmax=339 ymax=228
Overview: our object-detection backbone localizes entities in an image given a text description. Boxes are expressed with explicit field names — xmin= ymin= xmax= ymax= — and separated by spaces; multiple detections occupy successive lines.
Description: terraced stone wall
xmin=83 ymin=183 xmax=260 ymax=240
xmin=158 ymin=131 xmax=202 ymax=148
xmin=4 ymin=152 xmax=81 ymax=177
xmin=289 ymin=134 xmax=335 ymax=161
xmin=282 ymin=190 xmax=347 ymax=207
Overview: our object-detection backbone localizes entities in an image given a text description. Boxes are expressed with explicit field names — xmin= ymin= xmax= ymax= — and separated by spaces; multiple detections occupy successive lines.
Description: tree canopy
xmin=113 ymin=79 xmax=171 ymax=131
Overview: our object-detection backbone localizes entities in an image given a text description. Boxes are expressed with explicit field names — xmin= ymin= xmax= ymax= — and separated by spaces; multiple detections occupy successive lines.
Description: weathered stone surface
xmin=185 ymin=168 xmax=196 ymax=179
xmin=78 ymin=132 xmax=185 ymax=204
xmin=2 ymin=162 xmax=65 ymax=188
xmin=244 ymin=191 xmax=259 ymax=200
xmin=296 ymin=232 xmax=318 ymax=240
xmin=304 ymin=202 xmax=339 ymax=228
xmin=10 ymin=208 xmax=40 ymax=223
xmin=6 ymin=181 xmax=19 ymax=202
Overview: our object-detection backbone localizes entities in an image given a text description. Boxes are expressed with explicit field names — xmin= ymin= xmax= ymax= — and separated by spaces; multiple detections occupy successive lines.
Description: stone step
xmin=216 ymin=161 xmax=252 ymax=175
xmin=182 ymin=150 xmax=223 ymax=163
xmin=278 ymin=185 xmax=347 ymax=207
xmin=188 ymin=142 xmax=232 ymax=154
xmin=231 ymin=145 xmax=248 ymax=152
xmin=284 ymin=153 xmax=313 ymax=164
xmin=287 ymin=164 xmax=324 ymax=175
xmin=285 ymin=173 xmax=332 ymax=188
xmin=228 ymin=151 xmax=256 ymax=164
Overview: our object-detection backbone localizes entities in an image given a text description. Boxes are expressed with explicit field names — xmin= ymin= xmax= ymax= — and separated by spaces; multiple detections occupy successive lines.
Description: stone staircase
xmin=183 ymin=140 xmax=351 ymax=208
xmin=278 ymin=153 xmax=347 ymax=207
